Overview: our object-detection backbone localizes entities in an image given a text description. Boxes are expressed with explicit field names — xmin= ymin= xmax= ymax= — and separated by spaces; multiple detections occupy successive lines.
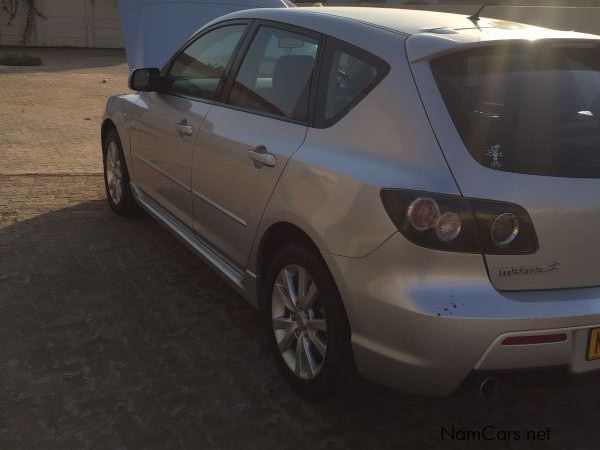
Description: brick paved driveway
xmin=1 ymin=48 xmax=598 ymax=450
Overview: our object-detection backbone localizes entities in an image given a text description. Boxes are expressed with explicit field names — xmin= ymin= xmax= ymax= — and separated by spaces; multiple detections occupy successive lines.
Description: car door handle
xmin=175 ymin=122 xmax=193 ymax=136
xmin=248 ymin=146 xmax=276 ymax=167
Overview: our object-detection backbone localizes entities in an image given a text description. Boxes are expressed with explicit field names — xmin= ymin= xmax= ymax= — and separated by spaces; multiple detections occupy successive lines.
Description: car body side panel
xmin=103 ymin=94 xmax=139 ymax=173
xmin=248 ymin=41 xmax=459 ymax=267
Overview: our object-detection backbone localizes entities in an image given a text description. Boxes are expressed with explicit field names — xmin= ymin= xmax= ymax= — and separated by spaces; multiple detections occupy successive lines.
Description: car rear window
xmin=431 ymin=42 xmax=600 ymax=178
xmin=314 ymin=37 xmax=389 ymax=127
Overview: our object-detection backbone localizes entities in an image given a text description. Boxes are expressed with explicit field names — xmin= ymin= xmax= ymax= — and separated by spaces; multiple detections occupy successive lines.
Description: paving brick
xmin=0 ymin=48 xmax=128 ymax=176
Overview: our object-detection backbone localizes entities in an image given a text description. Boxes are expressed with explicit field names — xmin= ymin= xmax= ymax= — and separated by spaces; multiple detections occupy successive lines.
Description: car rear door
xmin=129 ymin=22 xmax=250 ymax=228
xmin=191 ymin=22 xmax=322 ymax=268
xmin=412 ymin=38 xmax=600 ymax=291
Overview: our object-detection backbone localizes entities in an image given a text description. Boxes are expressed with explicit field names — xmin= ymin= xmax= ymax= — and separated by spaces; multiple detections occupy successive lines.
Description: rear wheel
xmin=263 ymin=243 xmax=354 ymax=398
xmin=103 ymin=128 xmax=134 ymax=214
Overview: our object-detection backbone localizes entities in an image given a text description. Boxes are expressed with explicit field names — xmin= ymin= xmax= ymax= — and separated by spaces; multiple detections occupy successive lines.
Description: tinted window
xmin=326 ymin=49 xmax=377 ymax=120
xmin=167 ymin=25 xmax=246 ymax=100
xmin=431 ymin=43 xmax=600 ymax=178
xmin=315 ymin=39 xmax=387 ymax=126
xmin=228 ymin=26 xmax=319 ymax=121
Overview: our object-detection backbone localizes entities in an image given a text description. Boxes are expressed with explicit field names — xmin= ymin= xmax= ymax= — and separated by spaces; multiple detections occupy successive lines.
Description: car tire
xmin=263 ymin=243 xmax=354 ymax=398
xmin=103 ymin=128 xmax=135 ymax=215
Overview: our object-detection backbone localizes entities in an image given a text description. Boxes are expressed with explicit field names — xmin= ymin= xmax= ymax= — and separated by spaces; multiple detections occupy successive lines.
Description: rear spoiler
xmin=406 ymin=24 xmax=600 ymax=63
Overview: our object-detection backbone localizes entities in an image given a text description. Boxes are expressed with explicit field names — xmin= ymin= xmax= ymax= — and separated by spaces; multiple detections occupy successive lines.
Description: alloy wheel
xmin=271 ymin=264 xmax=328 ymax=380
xmin=105 ymin=140 xmax=123 ymax=204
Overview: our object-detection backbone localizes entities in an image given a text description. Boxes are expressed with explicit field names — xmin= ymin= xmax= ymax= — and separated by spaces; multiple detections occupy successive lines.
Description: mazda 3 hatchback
xmin=101 ymin=7 xmax=600 ymax=397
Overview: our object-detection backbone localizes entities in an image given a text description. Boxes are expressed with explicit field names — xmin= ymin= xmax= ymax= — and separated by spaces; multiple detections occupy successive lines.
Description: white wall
xmin=0 ymin=0 xmax=123 ymax=48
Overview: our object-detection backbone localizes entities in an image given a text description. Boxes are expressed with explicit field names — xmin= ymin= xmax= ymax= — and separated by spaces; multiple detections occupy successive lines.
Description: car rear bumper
xmin=322 ymin=232 xmax=600 ymax=396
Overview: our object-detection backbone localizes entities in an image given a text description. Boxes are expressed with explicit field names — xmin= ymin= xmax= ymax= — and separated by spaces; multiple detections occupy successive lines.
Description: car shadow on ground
xmin=0 ymin=200 xmax=597 ymax=449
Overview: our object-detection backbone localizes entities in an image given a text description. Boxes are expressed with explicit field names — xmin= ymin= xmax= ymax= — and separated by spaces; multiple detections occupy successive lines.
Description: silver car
xmin=101 ymin=7 xmax=600 ymax=397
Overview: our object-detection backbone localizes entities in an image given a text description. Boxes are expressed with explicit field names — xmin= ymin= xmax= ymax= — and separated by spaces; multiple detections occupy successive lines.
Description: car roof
xmin=292 ymin=6 xmax=532 ymax=37
xmin=223 ymin=6 xmax=600 ymax=61
xmin=227 ymin=6 xmax=559 ymax=35
xmin=227 ymin=6 xmax=600 ymax=39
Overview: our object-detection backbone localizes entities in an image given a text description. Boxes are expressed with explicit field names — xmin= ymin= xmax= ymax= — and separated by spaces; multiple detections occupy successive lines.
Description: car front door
xmin=192 ymin=24 xmax=321 ymax=268
xmin=129 ymin=22 xmax=250 ymax=228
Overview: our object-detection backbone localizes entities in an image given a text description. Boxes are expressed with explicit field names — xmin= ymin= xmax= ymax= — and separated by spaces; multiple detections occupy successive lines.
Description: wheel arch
xmin=101 ymin=119 xmax=117 ymax=151
xmin=256 ymin=222 xmax=322 ymax=282
xmin=255 ymin=220 xmax=356 ymax=383
xmin=254 ymin=221 xmax=349 ymax=320
xmin=101 ymin=94 xmax=137 ymax=173
xmin=101 ymin=117 xmax=135 ymax=181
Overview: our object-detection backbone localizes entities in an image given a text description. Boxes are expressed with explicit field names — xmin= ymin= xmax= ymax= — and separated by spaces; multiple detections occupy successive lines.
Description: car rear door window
xmin=228 ymin=26 xmax=319 ymax=122
xmin=431 ymin=42 xmax=600 ymax=178
xmin=315 ymin=38 xmax=389 ymax=127
xmin=167 ymin=24 xmax=247 ymax=100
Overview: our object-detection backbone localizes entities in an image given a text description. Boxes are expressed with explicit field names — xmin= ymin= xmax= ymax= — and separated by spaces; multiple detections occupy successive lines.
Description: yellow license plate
xmin=587 ymin=328 xmax=600 ymax=360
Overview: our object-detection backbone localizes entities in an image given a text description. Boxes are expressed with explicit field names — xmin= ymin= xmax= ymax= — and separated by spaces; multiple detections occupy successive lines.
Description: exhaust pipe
xmin=479 ymin=377 xmax=499 ymax=399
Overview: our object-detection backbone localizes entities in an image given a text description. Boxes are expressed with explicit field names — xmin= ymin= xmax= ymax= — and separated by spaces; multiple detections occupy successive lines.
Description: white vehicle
xmin=102 ymin=7 xmax=600 ymax=397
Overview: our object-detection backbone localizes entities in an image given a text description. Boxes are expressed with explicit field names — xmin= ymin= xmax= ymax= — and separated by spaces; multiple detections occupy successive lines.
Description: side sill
xmin=131 ymin=183 xmax=258 ymax=307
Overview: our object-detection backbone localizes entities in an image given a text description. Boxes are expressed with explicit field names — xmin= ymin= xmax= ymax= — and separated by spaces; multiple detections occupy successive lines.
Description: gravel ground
xmin=1 ymin=47 xmax=599 ymax=450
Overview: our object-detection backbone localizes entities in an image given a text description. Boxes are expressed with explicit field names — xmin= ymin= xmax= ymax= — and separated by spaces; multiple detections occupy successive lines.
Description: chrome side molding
xmin=191 ymin=188 xmax=248 ymax=227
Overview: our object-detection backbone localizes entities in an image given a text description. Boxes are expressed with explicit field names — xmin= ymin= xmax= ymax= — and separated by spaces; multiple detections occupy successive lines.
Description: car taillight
xmin=468 ymin=197 xmax=538 ymax=254
xmin=380 ymin=189 xmax=538 ymax=254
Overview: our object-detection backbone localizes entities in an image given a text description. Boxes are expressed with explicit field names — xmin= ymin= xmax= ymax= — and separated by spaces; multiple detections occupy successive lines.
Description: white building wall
xmin=0 ymin=0 xmax=123 ymax=48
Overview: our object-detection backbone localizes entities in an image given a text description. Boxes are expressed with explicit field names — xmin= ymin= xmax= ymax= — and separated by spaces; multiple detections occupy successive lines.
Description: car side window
xmin=316 ymin=38 xmax=389 ymax=126
xmin=167 ymin=24 xmax=247 ymax=100
xmin=228 ymin=26 xmax=319 ymax=122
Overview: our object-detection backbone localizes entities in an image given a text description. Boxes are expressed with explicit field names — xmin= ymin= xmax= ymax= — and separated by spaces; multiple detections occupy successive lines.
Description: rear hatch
xmin=412 ymin=36 xmax=600 ymax=291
